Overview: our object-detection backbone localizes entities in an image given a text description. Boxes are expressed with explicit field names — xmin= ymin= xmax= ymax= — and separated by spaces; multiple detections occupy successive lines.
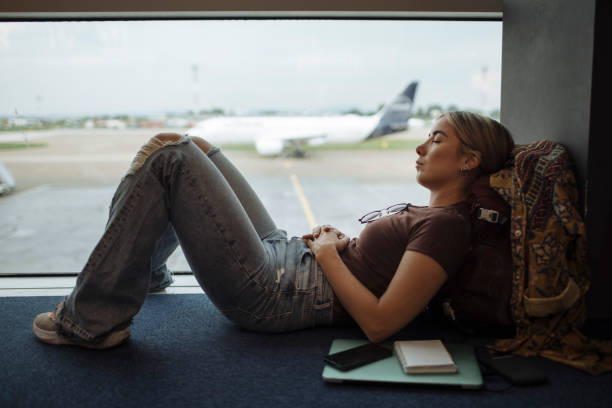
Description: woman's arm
xmin=307 ymin=228 xmax=447 ymax=343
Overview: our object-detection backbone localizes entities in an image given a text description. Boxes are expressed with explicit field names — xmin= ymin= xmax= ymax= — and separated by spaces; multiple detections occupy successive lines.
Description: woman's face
xmin=415 ymin=117 xmax=468 ymax=190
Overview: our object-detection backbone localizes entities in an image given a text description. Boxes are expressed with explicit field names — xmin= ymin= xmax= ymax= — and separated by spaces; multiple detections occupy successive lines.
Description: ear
xmin=464 ymin=151 xmax=481 ymax=171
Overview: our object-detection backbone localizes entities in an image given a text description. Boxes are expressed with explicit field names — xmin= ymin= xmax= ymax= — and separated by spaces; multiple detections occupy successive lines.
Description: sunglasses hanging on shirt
xmin=358 ymin=203 xmax=411 ymax=224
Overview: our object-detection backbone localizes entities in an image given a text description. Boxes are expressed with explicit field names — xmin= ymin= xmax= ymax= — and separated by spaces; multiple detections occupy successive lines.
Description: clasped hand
xmin=302 ymin=225 xmax=350 ymax=257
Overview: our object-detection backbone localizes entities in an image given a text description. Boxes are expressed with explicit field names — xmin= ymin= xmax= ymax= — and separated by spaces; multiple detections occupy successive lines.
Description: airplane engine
xmin=254 ymin=138 xmax=284 ymax=156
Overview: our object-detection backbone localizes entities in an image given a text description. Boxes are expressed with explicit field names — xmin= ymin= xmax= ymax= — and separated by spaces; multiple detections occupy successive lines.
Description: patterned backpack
xmin=448 ymin=140 xmax=611 ymax=374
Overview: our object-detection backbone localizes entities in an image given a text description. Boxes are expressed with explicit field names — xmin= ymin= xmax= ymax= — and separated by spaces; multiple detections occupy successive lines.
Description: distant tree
xmin=446 ymin=104 xmax=459 ymax=112
xmin=427 ymin=104 xmax=443 ymax=117
xmin=343 ymin=108 xmax=365 ymax=115
xmin=464 ymin=107 xmax=484 ymax=115
xmin=341 ymin=107 xmax=382 ymax=116
xmin=199 ymin=107 xmax=225 ymax=116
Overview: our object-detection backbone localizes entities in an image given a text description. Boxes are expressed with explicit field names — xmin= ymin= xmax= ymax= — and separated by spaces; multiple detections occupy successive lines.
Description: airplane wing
xmin=254 ymin=129 xmax=327 ymax=156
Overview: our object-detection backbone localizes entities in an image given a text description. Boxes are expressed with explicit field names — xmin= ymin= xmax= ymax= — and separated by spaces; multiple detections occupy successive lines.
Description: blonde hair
xmin=439 ymin=111 xmax=514 ymax=174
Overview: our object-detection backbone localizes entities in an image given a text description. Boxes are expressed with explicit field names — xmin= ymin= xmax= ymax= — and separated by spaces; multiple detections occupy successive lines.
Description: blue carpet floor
xmin=2 ymin=294 xmax=611 ymax=408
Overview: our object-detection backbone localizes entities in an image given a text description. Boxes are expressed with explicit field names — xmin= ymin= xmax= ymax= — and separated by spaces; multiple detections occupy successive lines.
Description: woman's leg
xmin=34 ymin=134 xmax=278 ymax=346
xmin=148 ymin=223 xmax=179 ymax=292
xmin=193 ymin=136 xmax=278 ymax=239
xmin=146 ymin=135 xmax=278 ymax=292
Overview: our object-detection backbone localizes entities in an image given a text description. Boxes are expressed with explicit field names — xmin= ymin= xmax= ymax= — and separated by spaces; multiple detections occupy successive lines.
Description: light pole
xmin=191 ymin=64 xmax=199 ymax=118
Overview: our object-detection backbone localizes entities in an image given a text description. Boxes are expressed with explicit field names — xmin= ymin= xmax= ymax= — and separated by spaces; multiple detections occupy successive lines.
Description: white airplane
xmin=186 ymin=81 xmax=418 ymax=157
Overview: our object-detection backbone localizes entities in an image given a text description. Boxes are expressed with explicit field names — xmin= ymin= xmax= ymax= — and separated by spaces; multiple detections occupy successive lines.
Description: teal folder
xmin=322 ymin=339 xmax=483 ymax=389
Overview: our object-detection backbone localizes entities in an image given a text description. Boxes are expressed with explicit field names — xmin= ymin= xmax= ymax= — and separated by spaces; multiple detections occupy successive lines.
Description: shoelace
xmin=49 ymin=301 xmax=64 ymax=320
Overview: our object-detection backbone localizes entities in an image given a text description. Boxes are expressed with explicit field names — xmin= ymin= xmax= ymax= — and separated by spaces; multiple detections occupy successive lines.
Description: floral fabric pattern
xmin=488 ymin=140 xmax=612 ymax=374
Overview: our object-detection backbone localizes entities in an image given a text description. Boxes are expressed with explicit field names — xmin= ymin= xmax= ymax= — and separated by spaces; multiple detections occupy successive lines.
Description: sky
xmin=0 ymin=20 xmax=502 ymax=117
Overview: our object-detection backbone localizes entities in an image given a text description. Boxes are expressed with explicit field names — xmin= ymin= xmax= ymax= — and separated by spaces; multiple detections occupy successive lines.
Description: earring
xmin=459 ymin=164 xmax=469 ymax=176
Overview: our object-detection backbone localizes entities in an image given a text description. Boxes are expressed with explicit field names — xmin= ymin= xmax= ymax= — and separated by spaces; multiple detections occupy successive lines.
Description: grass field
xmin=0 ymin=142 xmax=48 ymax=150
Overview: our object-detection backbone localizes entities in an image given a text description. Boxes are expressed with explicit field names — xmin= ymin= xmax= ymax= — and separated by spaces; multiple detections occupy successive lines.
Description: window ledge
xmin=0 ymin=275 xmax=201 ymax=297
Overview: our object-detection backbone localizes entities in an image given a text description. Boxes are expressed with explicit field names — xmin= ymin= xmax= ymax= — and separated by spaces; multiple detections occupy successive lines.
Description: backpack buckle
xmin=442 ymin=301 xmax=457 ymax=321
xmin=477 ymin=208 xmax=501 ymax=223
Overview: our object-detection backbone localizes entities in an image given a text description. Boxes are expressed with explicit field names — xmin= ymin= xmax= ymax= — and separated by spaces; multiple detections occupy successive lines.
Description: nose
xmin=416 ymin=140 xmax=427 ymax=156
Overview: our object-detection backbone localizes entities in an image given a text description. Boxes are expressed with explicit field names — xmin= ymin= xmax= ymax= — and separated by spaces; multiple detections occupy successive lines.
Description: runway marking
xmin=289 ymin=173 xmax=317 ymax=229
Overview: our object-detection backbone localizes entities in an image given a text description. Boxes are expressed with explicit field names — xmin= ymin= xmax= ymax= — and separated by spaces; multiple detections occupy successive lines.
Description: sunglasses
xmin=358 ymin=203 xmax=411 ymax=224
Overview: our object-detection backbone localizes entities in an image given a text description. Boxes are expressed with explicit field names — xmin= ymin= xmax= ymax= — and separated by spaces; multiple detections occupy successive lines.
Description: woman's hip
xmin=215 ymin=236 xmax=334 ymax=332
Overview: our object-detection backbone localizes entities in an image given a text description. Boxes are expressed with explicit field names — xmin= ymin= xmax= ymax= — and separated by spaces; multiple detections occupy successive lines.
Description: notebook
xmin=322 ymin=339 xmax=482 ymax=389
xmin=393 ymin=339 xmax=457 ymax=374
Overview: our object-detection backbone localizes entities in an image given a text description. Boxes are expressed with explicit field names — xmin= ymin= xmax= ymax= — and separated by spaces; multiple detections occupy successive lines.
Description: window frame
xmin=0 ymin=2 xmax=502 ymax=293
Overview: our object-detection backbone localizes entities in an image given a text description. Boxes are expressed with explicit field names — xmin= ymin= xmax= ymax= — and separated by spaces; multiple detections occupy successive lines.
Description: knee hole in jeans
xmin=126 ymin=133 xmax=187 ymax=175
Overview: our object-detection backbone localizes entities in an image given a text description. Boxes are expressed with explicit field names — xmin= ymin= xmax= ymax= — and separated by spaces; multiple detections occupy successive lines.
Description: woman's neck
xmin=428 ymin=187 xmax=469 ymax=207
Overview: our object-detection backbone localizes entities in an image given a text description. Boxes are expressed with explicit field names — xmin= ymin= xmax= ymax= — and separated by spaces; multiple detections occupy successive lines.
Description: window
xmin=0 ymin=19 xmax=502 ymax=275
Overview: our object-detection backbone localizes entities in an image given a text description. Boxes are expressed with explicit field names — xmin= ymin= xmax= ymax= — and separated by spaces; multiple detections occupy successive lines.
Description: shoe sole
xmin=33 ymin=321 xmax=130 ymax=349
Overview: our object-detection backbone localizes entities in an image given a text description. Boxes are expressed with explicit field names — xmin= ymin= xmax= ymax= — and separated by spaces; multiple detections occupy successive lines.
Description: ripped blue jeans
xmin=55 ymin=135 xmax=335 ymax=342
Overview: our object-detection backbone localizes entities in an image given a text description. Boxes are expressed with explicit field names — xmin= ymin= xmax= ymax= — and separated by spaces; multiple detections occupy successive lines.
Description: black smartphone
xmin=478 ymin=353 xmax=547 ymax=385
xmin=324 ymin=343 xmax=392 ymax=371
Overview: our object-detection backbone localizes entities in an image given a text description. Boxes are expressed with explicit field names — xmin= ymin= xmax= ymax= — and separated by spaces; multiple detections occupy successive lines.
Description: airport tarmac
xmin=0 ymin=128 xmax=429 ymax=274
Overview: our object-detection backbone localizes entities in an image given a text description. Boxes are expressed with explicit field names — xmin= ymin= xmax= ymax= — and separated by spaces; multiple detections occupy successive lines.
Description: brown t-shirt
xmin=334 ymin=201 xmax=471 ymax=321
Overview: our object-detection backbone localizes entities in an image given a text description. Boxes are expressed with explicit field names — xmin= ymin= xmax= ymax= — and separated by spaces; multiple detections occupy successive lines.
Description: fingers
xmin=306 ymin=225 xmax=347 ymax=243
xmin=305 ymin=225 xmax=323 ymax=239
xmin=305 ymin=238 xmax=313 ymax=250
xmin=313 ymin=225 xmax=332 ymax=232
xmin=313 ymin=225 xmax=342 ymax=233
xmin=191 ymin=136 xmax=216 ymax=154
xmin=337 ymin=235 xmax=350 ymax=252
xmin=310 ymin=225 xmax=330 ymax=239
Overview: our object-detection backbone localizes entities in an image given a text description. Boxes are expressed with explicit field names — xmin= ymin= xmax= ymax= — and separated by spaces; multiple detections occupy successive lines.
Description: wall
xmin=501 ymin=0 xmax=611 ymax=318
xmin=585 ymin=0 xmax=612 ymax=320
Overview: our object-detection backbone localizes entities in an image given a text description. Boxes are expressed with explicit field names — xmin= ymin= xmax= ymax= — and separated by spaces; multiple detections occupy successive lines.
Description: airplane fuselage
xmin=190 ymin=114 xmax=380 ymax=145
xmin=186 ymin=81 xmax=418 ymax=156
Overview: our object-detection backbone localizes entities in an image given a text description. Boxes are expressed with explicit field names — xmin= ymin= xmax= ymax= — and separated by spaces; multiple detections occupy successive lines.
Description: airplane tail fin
xmin=366 ymin=81 xmax=418 ymax=139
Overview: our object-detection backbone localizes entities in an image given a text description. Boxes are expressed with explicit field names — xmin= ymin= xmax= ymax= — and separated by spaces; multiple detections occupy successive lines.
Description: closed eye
xmin=428 ymin=130 xmax=447 ymax=144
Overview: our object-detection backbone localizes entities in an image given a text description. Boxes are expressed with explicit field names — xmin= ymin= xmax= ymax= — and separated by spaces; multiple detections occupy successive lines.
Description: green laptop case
xmin=322 ymin=339 xmax=483 ymax=389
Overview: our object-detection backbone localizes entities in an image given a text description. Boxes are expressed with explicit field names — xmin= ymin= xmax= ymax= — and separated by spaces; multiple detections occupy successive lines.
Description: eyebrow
xmin=429 ymin=130 xmax=449 ymax=138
